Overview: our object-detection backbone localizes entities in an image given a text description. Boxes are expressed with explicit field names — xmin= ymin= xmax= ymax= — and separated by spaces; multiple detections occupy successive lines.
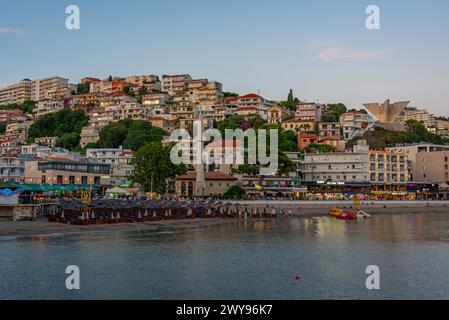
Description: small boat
xmin=337 ymin=209 xmax=357 ymax=220
xmin=357 ymin=210 xmax=371 ymax=219
xmin=329 ymin=208 xmax=343 ymax=217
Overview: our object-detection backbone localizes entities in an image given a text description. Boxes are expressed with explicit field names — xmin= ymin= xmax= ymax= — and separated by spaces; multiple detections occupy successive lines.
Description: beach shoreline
xmin=0 ymin=201 xmax=448 ymax=238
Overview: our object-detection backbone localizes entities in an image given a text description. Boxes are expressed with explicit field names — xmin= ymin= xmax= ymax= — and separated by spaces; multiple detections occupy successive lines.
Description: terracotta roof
xmin=297 ymin=133 xmax=318 ymax=139
xmin=239 ymin=93 xmax=261 ymax=99
xmin=235 ymin=106 xmax=260 ymax=112
xmin=206 ymin=140 xmax=242 ymax=148
xmin=283 ymin=118 xmax=315 ymax=123
xmin=177 ymin=172 xmax=238 ymax=181
xmin=319 ymin=136 xmax=341 ymax=141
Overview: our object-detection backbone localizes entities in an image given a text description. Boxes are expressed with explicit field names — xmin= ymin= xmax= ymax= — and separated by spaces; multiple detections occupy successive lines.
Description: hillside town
xmin=1 ymin=74 xmax=449 ymax=204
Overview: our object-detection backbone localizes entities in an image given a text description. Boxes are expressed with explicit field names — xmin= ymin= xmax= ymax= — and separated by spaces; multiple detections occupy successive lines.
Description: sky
xmin=1 ymin=0 xmax=448 ymax=115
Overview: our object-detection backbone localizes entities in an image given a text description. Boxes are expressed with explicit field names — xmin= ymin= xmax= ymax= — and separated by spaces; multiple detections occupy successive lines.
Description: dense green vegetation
xmin=130 ymin=142 xmax=187 ymax=193
xmin=321 ymin=103 xmax=347 ymax=122
xmin=306 ymin=143 xmax=334 ymax=153
xmin=223 ymin=92 xmax=239 ymax=97
xmin=91 ymin=119 xmax=166 ymax=151
xmin=0 ymin=122 xmax=6 ymax=134
xmin=28 ymin=109 xmax=89 ymax=150
xmin=223 ymin=185 xmax=246 ymax=199
xmin=0 ymin=100 xmax=36 ymax=114
xmin=279 ymin=89 xmax=299 ymax=110
xmin=76 ymin=83 xmax=90 ymax=95
xmin=347 ymin=119 xmax=448 ymax=149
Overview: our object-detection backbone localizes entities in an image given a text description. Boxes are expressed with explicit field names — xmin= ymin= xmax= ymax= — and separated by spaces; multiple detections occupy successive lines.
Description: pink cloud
xmin=0 ymin=27 xmax=26 ymax=35
xmin=318 ymin=47 xmax=385 ymax=61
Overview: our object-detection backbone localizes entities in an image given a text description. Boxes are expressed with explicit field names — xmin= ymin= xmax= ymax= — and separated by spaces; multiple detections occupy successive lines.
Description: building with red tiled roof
xmin=297 ymin=133 xmax=319 ymax=151
xmin=236 ymin=93 xmax=267 ymax=110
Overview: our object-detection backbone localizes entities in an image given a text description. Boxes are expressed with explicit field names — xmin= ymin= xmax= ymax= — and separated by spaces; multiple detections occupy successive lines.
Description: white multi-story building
xmin=301 ymin=140 xmax=409 ymax=185
xmin=142 ymin=93 xmax=172 ymax=107
xmin=295 ymin=102 xmax=326 ymax=122
xmin=0 ymin=157 xmax=26 ymax=182
xmin=86 ymin=146 xmax=133 ymax=186
xmin=0 ymin=79 xmax=32 ymax=105
xmin=161 ymin=74 xmax=192 ymax=95
xmin=340 ymin=111 xmax=372 ymax=140
xmin=0 ymin=76 xmax=70 ymax=105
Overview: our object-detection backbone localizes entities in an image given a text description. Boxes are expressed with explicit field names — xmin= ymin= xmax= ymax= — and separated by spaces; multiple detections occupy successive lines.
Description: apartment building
xmin=0 ymin=156 xmax=26 ymax=182
xmin=234 ymin=106 xmax=262 ymax=120
xmin=302 ymin=143 xmax=370 ymax=184
xmin=414 ymin=151 xmax=449 ymax=184
xmin=142 ymin=93 xmax=172 ymax=107
xmin=35 ymin=137 xmax=58 ymax=147
xmin=125 ymin=74 xmax=161 ymax=93
xmin=235 ymin=94 xmax=268 ymax=109
xmin=34 ymin=99 xmax=64 ymax=119
xmin=282 ymin=118 xmax=316 ymax=133
xmin=399 ymin=109 xmax=437 ymax=133
xmin=161 ymin=74 xmax=192 ymax=95
xmin=5 ymin=121 xmax=32 ymax=140
xmin=369 ymin=150 xmax=408 ymax=185
xmin=437 ymin=120 xmax=449 ymax=137
xmin=387 ymin=143 xmax=449 ymax=182
xmin=0 ymin=109 xmax=24 ymax=123
xmin=65 ymin=93 xmax=104 ymax=111
xmin=24 ymin=159 xmax=111 ymax=186
xmin=0 ymin=79 xmax=32 ymax=105
xmin=339 ymin=111 xmax=371 ymax=140
xmin=302 ymin=140 xmax=409 ymax=186
xmin=188 ymin=81 xmax=223 ymax=106
xmin=86 ymin=147 xmax=133 ymax=186
xmin=104 ymin=102 xmax=150 ymax=122
xmin=100 ymin=92 xmax=137 ymax=107
xmin=31 ymin=76 xmax=70 ymax=101
xmin=318 ymin=122 xmax=341 ymax=138
xmin=295 ymin=102 xmax=326 ymax=122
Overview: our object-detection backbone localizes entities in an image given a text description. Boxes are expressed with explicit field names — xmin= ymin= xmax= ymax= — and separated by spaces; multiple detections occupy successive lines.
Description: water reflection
xmin=1 ymin=212 xmax=449 ymax=299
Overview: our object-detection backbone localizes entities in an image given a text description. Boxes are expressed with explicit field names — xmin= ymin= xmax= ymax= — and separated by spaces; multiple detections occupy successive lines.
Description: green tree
xmin=307 ymin=143 xmax=334 ymax=153
xmin=223 ymin=91 xmax=239 ymax=97
xmin=76 ymin=83 xmax=90 ymax=94
xmin=0 ymin=122 xmax=6 ymax=134
xmin=215 ymin=114 xmax=245 ymax=136
xmin=321 ymin=103 xmax=347 ymax=122
xmin=130 ymin=142 xmax=187 ymax=193
xmin=28 ymin=109 xmax=89 ymax=150
xmin=223 ymin=185 xmax=245 ymax=199
xmin=95 ymin=119 xmax=166 ymax=151
xmin=56 ymin=132 xmax=80 ymax=150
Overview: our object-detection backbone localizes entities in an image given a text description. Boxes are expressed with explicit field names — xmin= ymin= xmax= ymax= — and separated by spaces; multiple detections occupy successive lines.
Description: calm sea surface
xmin=1 ymin=212 xmax=449 ymax=299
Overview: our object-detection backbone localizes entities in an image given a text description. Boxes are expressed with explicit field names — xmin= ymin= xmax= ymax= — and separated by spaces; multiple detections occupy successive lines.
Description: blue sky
xmin=1 ymin=0 xmax=448 ymax=115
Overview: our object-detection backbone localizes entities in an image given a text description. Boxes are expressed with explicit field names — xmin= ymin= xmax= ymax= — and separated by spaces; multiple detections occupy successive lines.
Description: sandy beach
xmin=0 ymin=200 xmax=448 ymax=238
